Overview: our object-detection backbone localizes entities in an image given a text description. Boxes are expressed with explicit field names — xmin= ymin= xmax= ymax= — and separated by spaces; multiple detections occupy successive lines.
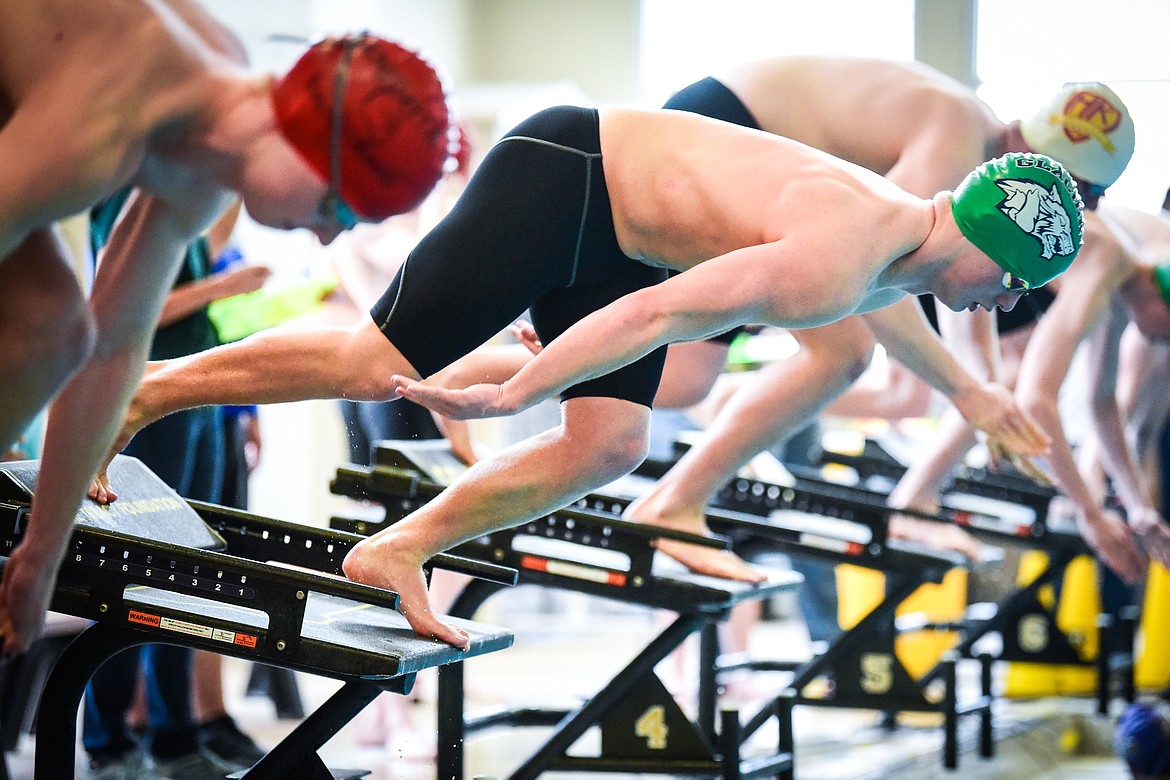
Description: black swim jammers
xmin=369 ymin=105 xmax=669 ymax=407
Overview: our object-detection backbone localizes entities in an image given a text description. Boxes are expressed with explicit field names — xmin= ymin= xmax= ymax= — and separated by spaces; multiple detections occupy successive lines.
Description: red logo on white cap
xmin=1060 ymin=91 xmax=1122 ymax=150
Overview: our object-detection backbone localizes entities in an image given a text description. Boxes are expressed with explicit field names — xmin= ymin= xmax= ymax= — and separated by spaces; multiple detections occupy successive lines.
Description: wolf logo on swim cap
xmin=951 ymin=153 xmax=1085 ymax=289
xmin=1021 ymin=82 xmax=1135 ymax=188
xmin=272 ymin=34 xmax=453 ymax=221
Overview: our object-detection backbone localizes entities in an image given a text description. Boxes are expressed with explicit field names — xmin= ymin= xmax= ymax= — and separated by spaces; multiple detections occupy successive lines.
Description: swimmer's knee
xmin=562 ymin=402 xmax=651 ymax=483
xmin=837 ymin=334 xmax=877 ymax=382
xmin=818 ymin=335 xmax=876 ymax=385
xmin=598 ymin=427 xmax=650 ymax=479
xmin=573 ymin=434 xmax=648 ymax=487
xmin=342 ymin=363 xmax=401 ymax=402
xmin=337 ymin=323 xmax=421 ymax=401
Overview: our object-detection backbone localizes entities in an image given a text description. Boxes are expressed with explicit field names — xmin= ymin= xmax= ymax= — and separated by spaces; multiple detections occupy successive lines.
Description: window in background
xmin=639 ymin=0 xmax=914 ymax=105
xmin=977 ymin=0 xmax=1170 ymax=210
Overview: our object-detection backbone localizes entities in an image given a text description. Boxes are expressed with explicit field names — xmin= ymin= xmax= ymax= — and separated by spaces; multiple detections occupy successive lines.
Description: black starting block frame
xmin=819 ymin=439 xmax=1137 ymax=714
xmin=615 ymin=458 xmax=996 ymax=772
xmin=331 ymin=442 xmax=804 ymax=780
xmin=0 ymin=456 xmax=515 ymax=780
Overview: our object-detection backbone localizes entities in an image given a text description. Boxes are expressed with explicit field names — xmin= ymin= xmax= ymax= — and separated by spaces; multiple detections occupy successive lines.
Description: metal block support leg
xmin=943 ymin=656 xmax=958 ymax=771
xmin=980 ymin=653 xmax=994 ymax=759
xmin=35 ymin=624 xmax=135 ymax=780
xmin=238 ymin=680 xmax=385 ymax=780
xmin=777 ymin=689 xmax=796 ymax=780
xmin=699 ymin=622 xmax=720 ymax=745
xmin=720 ymin=708 xmax=742 ymax=780
xmin=1097 ymin=613 xmax=1113 ymax=716
xmin=508 ymin=613 xmax=708 ymax=780
xmin=437 ymin=661 xmax=466 ymax=780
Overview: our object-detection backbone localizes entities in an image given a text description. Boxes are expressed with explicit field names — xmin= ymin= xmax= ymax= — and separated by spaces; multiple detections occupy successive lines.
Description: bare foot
xmin=654 ymin=537 xmax=767 ymax=582
xmin=888 ymin=514 xmax=983 ymax=562
xmin=88 ymin=469 xmax=118 ymax=505
xmin=342 ymin=538 xmax=470 ymax=650
xmin=624 ymin=493 xmax=765 ymax=583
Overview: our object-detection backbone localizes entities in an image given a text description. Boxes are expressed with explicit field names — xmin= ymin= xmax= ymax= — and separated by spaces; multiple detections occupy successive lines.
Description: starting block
xmin=629 ymin=450 xmax=996 ymax=772
xmin=331 ymin=440 xmax=804 ymax=780
xmin=0 ymin=456 xmax=516 ymax=780
xmin=820 ymin=437 xmax=1137 ymax=713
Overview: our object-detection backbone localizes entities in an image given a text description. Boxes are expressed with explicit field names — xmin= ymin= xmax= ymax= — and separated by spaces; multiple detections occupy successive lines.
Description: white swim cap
xmin=1020 ymin=82 xmax=1135 ymax=188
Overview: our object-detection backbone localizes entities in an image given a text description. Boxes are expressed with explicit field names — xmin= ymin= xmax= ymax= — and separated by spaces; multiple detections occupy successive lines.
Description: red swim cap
xmin=272 ymin=34 xmax=452 ymax=221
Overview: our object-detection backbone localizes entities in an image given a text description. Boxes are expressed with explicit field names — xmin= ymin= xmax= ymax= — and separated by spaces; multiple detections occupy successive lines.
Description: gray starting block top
xmin=0 ymin=455 xmax=225 ymax=550
xmin=0 ymin=456 xmax=514 ymax=678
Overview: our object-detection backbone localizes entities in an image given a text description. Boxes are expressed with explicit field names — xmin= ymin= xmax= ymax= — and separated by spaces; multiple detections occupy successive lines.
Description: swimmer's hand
xmin=1078 ymin=506 xmax=1147 ymax=586
xmin=954 ymin=382 xmax=1050 ymax=458
xmin=392 ymin=375 xmax=519 ymax=420
xmin=986 ymin=438 xmax=1055 ymax=487
xmin=0 ymin=544 xmax=57 ymax=655
xmin=86 ymin=410 xmax=143 ymax=505
xmin=508 ymin=320 xmax=542 ymax=356
xmin=1128 ymin=504 xmax=1170 ymax=572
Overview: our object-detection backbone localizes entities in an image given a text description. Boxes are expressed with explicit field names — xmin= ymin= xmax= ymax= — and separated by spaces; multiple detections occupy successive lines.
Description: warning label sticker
xmin=125 ymin=613 xmax=259 ymax=648
xmin=159 ymin=616 xmax=213 ymax=639
xmin=128 ymin=610 xmax=161 ymax=628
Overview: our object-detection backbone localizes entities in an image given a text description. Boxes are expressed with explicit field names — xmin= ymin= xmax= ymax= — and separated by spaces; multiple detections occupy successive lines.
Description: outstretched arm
xmin=623 ymin=316 xmax=875 ymax=532
xmin=157 ymin=264 xmax=271 ymax=326
xmin=424 ymin=342 xmax=537 ymax=464
xmin=394 ymin=242 xmax=829 ymax=418
xmin=1083 ymin=302 xmax=1170 ymax=568
xmin=1 ymin=191 xmax=221 ymax=654
xmin=861 ymin=296 xmax=1048 ymax=456
xmin=1116 ymin=325 xmax=1170 ymax=474
xmin=935 ymin=306 xmax=1000 ymax=381
xmin=882 ymin=118 xmax=1005 ymax=382
xmin=1014 ymin=257 xmax=1146 ymax=584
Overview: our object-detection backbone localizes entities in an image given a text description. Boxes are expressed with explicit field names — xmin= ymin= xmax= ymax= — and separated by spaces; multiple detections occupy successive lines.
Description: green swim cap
xmin=951 ymin=152 xmax=1085 ymax=289
xmin=1153 ymin=262 xmax=1170 ymax=310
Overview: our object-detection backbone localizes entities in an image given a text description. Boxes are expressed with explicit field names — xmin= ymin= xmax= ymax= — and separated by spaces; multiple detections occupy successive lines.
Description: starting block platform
xmin=0 ymin=456 xmax=516 ymax=780
xmin=331 ymin=440 xmax=804 ymax=780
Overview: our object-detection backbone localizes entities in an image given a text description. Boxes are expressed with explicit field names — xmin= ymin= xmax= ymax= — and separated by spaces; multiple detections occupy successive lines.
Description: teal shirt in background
xmin=89 ymin=190 xmax=221 ymax=360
